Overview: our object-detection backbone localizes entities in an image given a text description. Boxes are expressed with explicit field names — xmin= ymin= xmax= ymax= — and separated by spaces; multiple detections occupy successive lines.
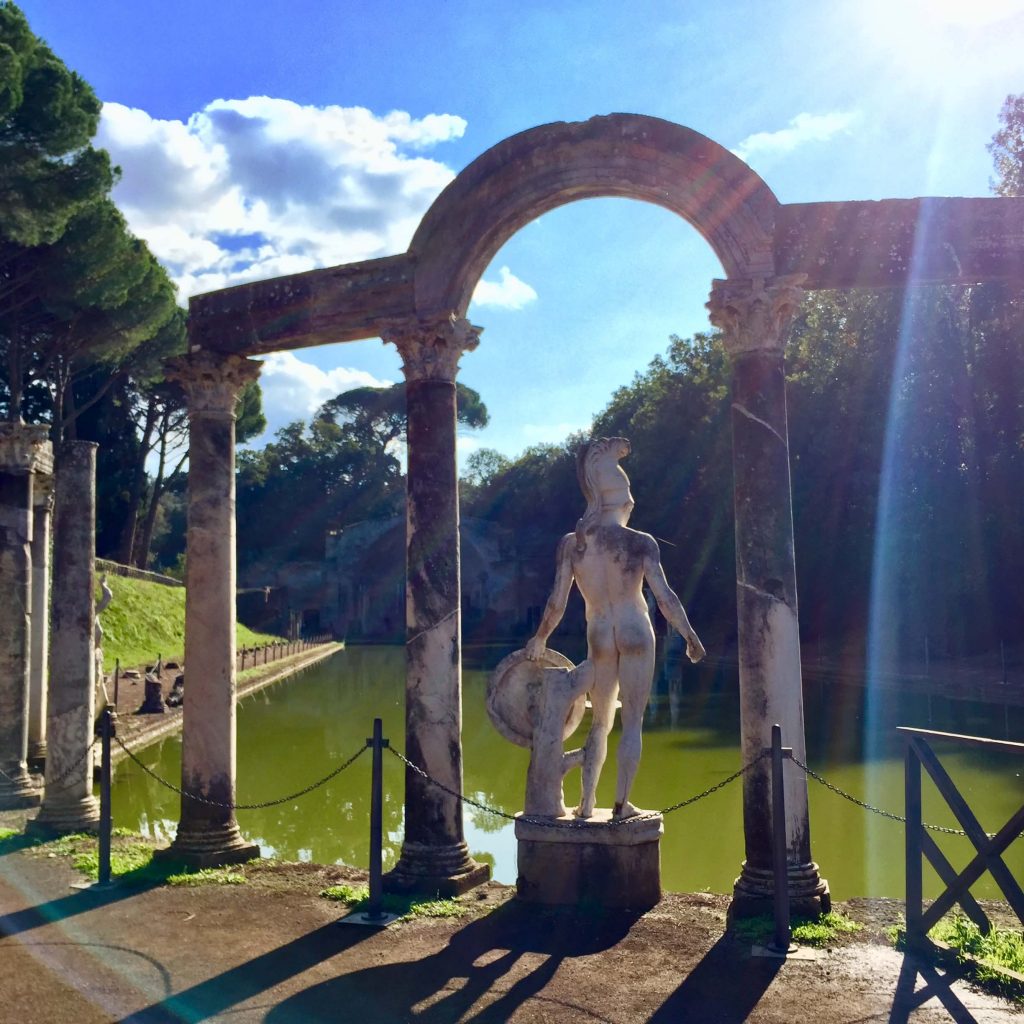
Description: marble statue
xmin=489 ymin=437 xmax=704 ymax=820
xmin=94 ymin=574 xmax=112 ymax=696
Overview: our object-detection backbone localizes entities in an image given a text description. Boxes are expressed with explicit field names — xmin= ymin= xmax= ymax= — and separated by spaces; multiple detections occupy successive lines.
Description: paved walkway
xmin=0 ymin=835 xmax=1018 ymax=1024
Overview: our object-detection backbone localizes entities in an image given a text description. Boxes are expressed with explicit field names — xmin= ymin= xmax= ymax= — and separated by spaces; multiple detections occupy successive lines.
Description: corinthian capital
xmin=706 ymin=275 xmax=807 ymax=357
xmin=379 ymin=313 xmax=482 ymax=382
xmin=165 ymin=352 xmax=262 ymax=418
xmin=0 ymin=422 xmax=53 ymax=476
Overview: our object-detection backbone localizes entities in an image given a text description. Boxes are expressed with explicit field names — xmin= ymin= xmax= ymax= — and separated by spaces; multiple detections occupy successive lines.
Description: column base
xmin=383 ymin=840 xmax=490 ymax=897
xmin=27 ymin=740 xmax=46 ymax=770
xmin=0 ymin=766 xmax=41 ymax=810
xmin=153 ymin=821 xmax=260 ymax=870
xmin=729 ymin=860 xmax=831 ymax=920
xmin=29 ymin=795 xmax=99 ymax=835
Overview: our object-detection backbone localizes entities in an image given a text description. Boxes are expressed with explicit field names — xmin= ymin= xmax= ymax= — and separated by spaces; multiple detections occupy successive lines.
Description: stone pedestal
xmin=35 ymin=441 xmax=99 ymax=833
xmin=380 ymin=315 xmax=489 ymax=897
xmin=707 ymin=277 xmax=828 ymax=917
xmin=515 ymin=810 xmax=662 ymax=910
xmin=154 ymin=352 xmax=260 ymax=869
xmin=28 ymin=480 xmax=53 ymax=764
xmin=0 ymin=423 xmax=51 ymax=809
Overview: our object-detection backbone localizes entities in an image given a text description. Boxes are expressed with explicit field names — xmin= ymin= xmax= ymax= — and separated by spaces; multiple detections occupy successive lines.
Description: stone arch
xmin=410 ymin=113 xmax=780 ymax=316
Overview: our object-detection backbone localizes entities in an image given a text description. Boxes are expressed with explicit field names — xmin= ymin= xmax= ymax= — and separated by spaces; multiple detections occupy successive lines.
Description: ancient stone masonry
xmin=28 ymin=474 xmax=53 ymax=763
xmin=178 ymin=113 xmax=1024 ymax=911
xmin=707 ymin=276 xmax=829 ymax=916
xmin=155 ymin=352 xmax=261 ymax=868
xmin=0 ymin=422 xmax=51 ymax=808
xmin=378 ymin=314 xmax=490 ymax=896
xmin=35 ymin=441 xmax=100 ymax=832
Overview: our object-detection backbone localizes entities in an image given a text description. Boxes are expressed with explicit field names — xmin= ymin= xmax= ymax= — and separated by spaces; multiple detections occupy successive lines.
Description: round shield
xmin=486 ymin=648 xmax=587 ymax=748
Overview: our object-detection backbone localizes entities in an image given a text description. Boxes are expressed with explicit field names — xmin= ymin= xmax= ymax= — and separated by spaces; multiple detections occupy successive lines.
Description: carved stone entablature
xmin=379 ymin=313 xmax=482 ymax=382
xmin=706 ymin=275 xmax=807 ymax=357
xmin=0 ymin=422 xmax=53 ymax=476
xmin=165 ymin=352 xmax=263 ymax=419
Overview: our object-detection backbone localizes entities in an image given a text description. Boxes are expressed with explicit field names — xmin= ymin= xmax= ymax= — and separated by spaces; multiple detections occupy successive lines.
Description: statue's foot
xmin=574 ymin=803 xmax=594 ymax=820
xmin=612 ymin=800 xmax=641 ymax=819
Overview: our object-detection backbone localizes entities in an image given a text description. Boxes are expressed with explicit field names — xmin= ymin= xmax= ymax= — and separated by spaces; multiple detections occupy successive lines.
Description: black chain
xmin=789 ymin=754 xmax=986 ymax=838
xmin=388 ymin=746 xmax=766 ymax=830
xmin=113 ymin=733 xmax=367 ymax=810
xmin=0 ymin=738 xmax=97 ymax=793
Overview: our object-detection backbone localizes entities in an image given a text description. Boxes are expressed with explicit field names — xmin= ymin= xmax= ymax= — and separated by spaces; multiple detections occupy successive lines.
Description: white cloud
xmin=731 ymin=111 xmax=860 ymax=163
xmin=471 ymin=266 xmax=539 ymax=310
xmin=98 ymin=98 xmax=467 ymax=299
xmin=252 ymin=351 xmax=393 ymax=442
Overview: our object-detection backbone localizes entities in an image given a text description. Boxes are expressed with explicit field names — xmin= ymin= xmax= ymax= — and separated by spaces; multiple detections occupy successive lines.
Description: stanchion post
xmin=113 ymin=659 xmax=120 ymax=708
xmin=770 ymin=723 xmax=792 ymax=954
xmin=340 ymin=717 xmax=398 ymax=928
xmin=98 ymin=705 xmax=114 ymax=886
xmin=366 ymin=717 xmax=387 ymax=920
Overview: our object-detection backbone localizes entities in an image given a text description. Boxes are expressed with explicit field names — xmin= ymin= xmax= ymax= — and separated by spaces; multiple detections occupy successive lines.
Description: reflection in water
xmin=113 ymin=646 xmax=1023 ymax=899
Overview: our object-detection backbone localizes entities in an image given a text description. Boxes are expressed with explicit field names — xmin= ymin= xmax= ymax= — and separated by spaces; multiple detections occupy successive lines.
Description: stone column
xmin=706 ymin=275 xmax=829 ymax=916
xmin=379 ymin=313 xmax=490 ymax=896
xmin=0 ymin=423 xmax=50 ymax=808
xmin=35 ymin=441 xmax=100 ymax=832
xmin=28 ymin=476 xmax=53 ymax=763
xmin=155 ymin=352 xmax=261 ymax=868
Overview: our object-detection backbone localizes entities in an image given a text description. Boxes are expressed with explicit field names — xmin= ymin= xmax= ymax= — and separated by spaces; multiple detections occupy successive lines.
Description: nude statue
xmin=525 ymin=437 xmax=705 ymax=819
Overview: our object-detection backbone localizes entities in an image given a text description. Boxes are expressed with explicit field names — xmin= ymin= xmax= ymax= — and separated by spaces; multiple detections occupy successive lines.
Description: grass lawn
xmin=98 ymin=574 xmax=281 ymax=672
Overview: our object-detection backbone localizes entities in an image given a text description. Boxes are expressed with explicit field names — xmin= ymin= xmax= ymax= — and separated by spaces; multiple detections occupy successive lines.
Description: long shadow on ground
xmin=648 ymin=935 xmax=782 ymax=1023
xmin=265 ymin=902 xmax=641 ymax=1024
xmin=122 ymin=922 xmax=375 ymax=1023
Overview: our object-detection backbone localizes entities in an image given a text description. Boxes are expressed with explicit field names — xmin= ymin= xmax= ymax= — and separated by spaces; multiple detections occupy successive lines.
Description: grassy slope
xmin=98 ymin=575 xmax=281 ymax=671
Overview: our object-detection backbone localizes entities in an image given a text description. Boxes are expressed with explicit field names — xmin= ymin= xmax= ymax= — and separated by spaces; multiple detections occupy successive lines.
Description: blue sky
xmin=20 ymin=0 xmax=1024 ymax=462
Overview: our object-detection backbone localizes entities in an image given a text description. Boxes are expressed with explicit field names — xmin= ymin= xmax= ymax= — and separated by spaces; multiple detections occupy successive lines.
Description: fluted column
xmin=28 ymin=475 xmax=53 ymax=763
xmin=379 ymin=313 xmax=490 ymax=896
xmin=35 ymin=441 xmax=99 ymax=832
xmin=706 ymin=275 xmax=829 ymax=915
xmin=155 ymin=352 xmax=261 ymax=868
xmin=0 ymin=423 xmax=50 ymax=808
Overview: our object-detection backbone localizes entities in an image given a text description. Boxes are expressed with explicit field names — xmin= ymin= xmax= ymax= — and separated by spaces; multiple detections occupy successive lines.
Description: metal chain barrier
xmin=388 ymin=745 xmax=768 ymax=830
xmin=789 ymin=753 xmax=997 ymax=839
xmin=112 ymin=733 xmax=367 ymax=810
xmin=0 ymin=737 xmax=98 ymax=793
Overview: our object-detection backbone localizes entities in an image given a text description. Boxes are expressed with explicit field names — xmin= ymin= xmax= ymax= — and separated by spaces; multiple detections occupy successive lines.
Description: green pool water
xmin=112 ymin=644 xmax=1024 ymax=900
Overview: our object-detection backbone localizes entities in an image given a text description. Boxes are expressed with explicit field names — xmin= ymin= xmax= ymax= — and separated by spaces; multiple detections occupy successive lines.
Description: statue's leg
xmin=576 ymin=657 xmax=617 ymax=819
xmin=613 ymin=646 xmax=656 ymax=818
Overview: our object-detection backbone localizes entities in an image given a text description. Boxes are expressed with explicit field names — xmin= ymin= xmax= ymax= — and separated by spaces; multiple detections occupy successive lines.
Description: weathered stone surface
xmin=707 ymin=277 xmax=828 ymax=914
xmin=35 ymin=442 xmax=99 ymax=831
xmin=381 ymin=317 xmax=488 ymax=895
xmin=28 ymin=478 xmax=53 ymax=762
xmin=0 ymin=463 xmax=38 ymax=808
xmin=156 ymin=352 xmax=260 ymax=867
xmin=515 ymin=811 xmax=663 ymax=909
xmin=775 ymin=197 xmax=1024 ymax=289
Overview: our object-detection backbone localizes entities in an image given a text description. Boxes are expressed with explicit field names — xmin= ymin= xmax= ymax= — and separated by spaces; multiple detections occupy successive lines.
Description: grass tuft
xmin=0 ymin=827 xmax=18 ymax=841
xmin=318 ymin=884 xmax=468 ymax=920
xmin=732 ymin=910 xmax=861 ymax=948
xmin=166 ymin=868 xmax=246 ymax=887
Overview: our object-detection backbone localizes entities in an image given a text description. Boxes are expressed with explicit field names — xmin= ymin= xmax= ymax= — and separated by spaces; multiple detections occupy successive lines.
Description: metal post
xmin=98 ymin=705 xmax=114 ymax=886
xmin=770 ymin=723 xmax=792 ymax=954
xmin=366 ymin=717 xmax=386 ymax=920
xmin=340 ymin=717 xmax=398 ymax=928
xmin=113 ymin=659 xmax=120 ymax=709
xmin=905 ymin=739 xmax=923 ymax=948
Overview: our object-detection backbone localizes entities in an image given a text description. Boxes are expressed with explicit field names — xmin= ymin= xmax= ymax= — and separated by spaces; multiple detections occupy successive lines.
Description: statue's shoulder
xmin=555 ymin=532 xmax=576 ymax=557
xmin=627 ymin=528 xmax=661 ymax=555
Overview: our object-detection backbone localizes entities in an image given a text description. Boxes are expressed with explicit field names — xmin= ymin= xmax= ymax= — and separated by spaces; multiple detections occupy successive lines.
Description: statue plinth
xmin=514 ymin=810 xmax=662 ymax=910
